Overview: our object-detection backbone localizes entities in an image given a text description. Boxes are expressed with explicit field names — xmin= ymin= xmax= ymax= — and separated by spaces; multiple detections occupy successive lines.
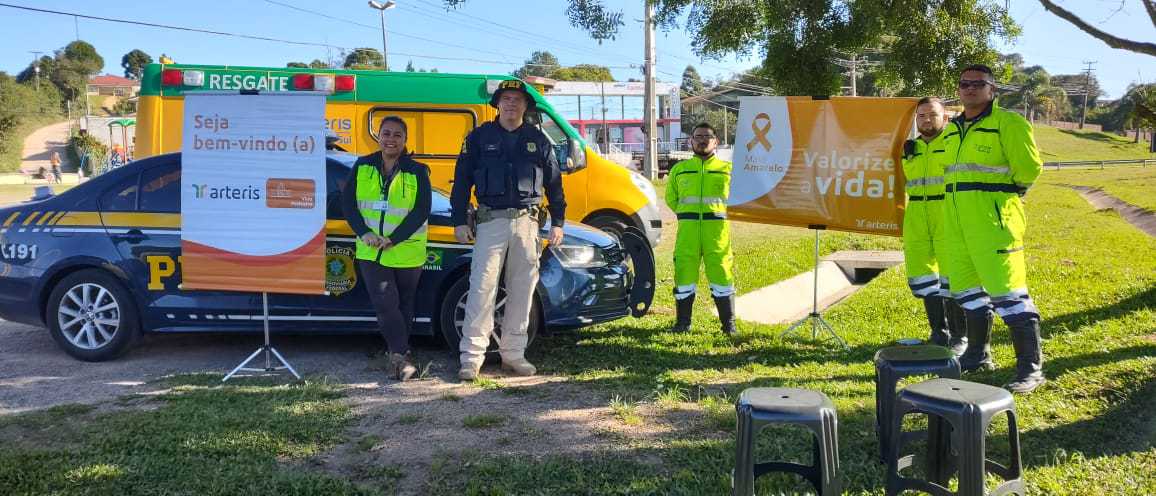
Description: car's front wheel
xmin=438 ymin=274 xmax=539 ymax=354
xmin=46 ymin=269 xmax=140 ymax=362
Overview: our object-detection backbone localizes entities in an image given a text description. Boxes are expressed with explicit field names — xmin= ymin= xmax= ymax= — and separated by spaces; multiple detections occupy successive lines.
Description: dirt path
xmin=19 ymin=121 xmax=71 ymax=176
xmin=0 ymin=320 xmax=704 ymax=494
xmin=1068 ymin=185 xmax=1156 ymax=237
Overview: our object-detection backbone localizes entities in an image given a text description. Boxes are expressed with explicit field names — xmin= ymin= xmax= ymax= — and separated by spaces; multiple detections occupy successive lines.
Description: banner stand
xmin=779 ymin=227 xmax=850 ymax=350
xmin=223 ymin=292 xmax=301 ymax=382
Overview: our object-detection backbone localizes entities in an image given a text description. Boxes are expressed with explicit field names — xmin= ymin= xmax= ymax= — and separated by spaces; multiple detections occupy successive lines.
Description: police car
xmin=0 ymin=152 xmax=654 ymax=361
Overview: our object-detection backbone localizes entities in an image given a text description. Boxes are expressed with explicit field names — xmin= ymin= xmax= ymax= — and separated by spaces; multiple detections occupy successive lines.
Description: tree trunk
xmin=1135 ymin=128 xmax=1141 ymax=143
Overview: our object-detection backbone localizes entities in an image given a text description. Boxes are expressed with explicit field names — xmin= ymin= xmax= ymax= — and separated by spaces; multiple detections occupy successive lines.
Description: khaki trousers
xmin=460 ymin=214 xmax=540 ymax=367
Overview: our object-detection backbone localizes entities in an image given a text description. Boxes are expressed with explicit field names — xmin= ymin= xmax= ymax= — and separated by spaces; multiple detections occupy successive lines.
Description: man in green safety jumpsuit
xmin=665 ymin=123 xmax=736 ymax=335
xmin=942 ymin=64 xmax=1045 ymax=394
xmin=902 ymin=96 xmax=967 ymax=356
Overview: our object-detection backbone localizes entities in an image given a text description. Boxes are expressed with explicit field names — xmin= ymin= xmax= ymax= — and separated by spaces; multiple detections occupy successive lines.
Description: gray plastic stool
xmin=733 ymin=387 xmax=841 ymax=496
xmin=887 ymin=378 xmax=1024 ymax=496
xmin=875 ymin=345 xmax=961 ymax=461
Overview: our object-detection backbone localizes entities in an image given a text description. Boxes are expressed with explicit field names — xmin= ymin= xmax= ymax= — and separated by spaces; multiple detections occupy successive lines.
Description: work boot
xmin=390 ymin=353 xmax=418 ymax=382
xmin=945 ymin=299 xmax=969 ymax=357
xmin=501 ymin=357 xmax=537 ymax=376
xmin=924 ymin=295 xmax=950 ymax=347
xmin=1005 ymin=318 xmax=1046 ymax=394
xmin=713 ymin=294 xmax=737 ymax=335
xmin=958 ymin=309 xmax=995 ymax=372
xmin=458 ymin=362 xmax=482 ymax=382
xmin=671 ymin=293 xmax=695 ymax=333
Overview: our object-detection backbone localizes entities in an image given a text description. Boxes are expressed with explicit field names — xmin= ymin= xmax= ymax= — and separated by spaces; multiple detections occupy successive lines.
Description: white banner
xmin=180 ymin=92 xmax=327 ymax=294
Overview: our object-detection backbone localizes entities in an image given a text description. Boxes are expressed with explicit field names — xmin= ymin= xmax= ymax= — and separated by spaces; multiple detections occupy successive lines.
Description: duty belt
xmin=907 ymin=194 xmax=945 ymax=201
xmin=946 ymin=182 xmax=1024 ymax=194
xmin=676 ymin=212 xmax=727 ymax=220
xmin=476 ymin=204 xmax=541 ymax=223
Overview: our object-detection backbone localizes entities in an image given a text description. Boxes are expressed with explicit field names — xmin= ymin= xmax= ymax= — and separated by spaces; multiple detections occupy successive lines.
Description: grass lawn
xmin=1038 ymin=166 xmax=1156 ymax=211
xmin=1 ymin=170 xmax=1153 ymax=494
xmin=0 ymin=183 xmax=72 ymax=207
xmin=1033 ymin=125 xmax=1154 ymax=163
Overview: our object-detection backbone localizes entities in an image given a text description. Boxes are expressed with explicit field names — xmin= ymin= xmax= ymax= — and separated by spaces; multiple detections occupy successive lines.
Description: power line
xmin=260 ymin=0 xmax=517 ymax=64
xmin=0 ymin=2 xmax=347 ymax=50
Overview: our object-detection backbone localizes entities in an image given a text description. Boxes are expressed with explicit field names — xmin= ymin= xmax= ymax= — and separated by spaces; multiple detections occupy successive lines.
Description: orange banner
xmin=728 ymin=96 xmax=916 ymax=236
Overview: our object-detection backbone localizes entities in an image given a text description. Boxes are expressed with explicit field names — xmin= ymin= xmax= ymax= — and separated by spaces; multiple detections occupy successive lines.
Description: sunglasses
xmin=958 ymin=79 xmax=992 ymax=90
xmin=692 ymin=134 xmax=717 ymax=140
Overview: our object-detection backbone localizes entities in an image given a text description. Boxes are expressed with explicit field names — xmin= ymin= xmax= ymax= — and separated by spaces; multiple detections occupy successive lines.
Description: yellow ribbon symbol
xmin=747 ymin=113 xmax=772 ymax=152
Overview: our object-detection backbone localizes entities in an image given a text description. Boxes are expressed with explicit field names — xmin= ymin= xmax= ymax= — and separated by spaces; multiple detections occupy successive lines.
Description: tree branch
xmin=1145 ymin=0 xmax=1156 ymax=27
xmin=1038 ymin=0 xmax=1156 ymax=57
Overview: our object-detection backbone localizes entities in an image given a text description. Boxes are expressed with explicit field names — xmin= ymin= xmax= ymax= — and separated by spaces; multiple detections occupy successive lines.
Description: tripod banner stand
xmin=179 ymin=91 xmax=327 ymax=381
xmin=779 ymin=226 xmax=848 ymax=350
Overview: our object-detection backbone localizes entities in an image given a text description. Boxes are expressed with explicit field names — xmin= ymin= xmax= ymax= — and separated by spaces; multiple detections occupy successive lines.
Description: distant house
xmin=87 ymin=75 xmax=140 ymax=97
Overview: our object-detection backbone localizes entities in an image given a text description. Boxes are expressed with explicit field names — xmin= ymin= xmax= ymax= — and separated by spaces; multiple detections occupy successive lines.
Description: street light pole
xmin=367 ymin=1 xmax=396 ymax=71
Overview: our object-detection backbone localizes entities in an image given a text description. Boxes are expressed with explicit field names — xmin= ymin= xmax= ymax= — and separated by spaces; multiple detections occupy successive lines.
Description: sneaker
xmin=500 ymin=358 xmax=537 ymax=376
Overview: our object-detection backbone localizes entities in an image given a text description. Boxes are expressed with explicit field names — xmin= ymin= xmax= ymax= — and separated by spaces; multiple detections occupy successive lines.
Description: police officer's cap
xmin=490 ymin=79 xmax=537 ymax=110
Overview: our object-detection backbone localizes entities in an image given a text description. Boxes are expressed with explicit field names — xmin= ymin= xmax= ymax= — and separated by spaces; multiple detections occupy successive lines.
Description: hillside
xmin=1034 ymin=124 xmax=1153 ymax=162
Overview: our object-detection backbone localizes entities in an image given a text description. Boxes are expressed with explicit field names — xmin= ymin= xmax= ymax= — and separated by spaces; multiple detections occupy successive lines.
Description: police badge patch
xmin=527 ymin=142 xmax=537 ymax=153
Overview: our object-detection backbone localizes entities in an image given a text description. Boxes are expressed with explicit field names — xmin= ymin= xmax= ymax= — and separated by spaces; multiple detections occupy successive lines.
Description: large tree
xmin=1038 ymin=0 xmax=1155 ymax=57
xmin=121 ymin=49 xmax=152 ymax=80
xmin=450 ymin=1 xmax=1018 ymax=96
xmin=681 ymin=65 xmax=704 ymax=97
xmin=17 ymin=41 xmax=105 ymax=102
xmin=552 ymin=64 xmax=614 ymax=81
xmin=343 ymin=48 xmax=385 ymax=70
xmin=514 ymin=51 xmax=560 ymax=79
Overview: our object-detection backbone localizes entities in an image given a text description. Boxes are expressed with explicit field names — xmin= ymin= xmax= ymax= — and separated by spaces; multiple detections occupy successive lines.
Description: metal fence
xmin=1044 ymin=158 xmax=1156 ymax=170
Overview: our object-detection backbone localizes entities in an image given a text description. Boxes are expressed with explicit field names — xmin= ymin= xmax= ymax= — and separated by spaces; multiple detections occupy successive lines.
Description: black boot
xmin=958 ymin=308 xmax=995 ymax=372
xmin=945 ymin=299 xmax=969 ymax=357
xmin=713 ymin=294 xmax=737 ymax=335
xmin=924 ymin=295 xmax=950 ymax=347
xmin=671 ymin=293 xmax=694 ymax=333
xmin=1005 ymin=318 xmax=1046 ymax=394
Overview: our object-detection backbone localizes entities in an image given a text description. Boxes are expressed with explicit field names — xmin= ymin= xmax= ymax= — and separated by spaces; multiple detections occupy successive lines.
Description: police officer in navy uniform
xmin=451 ymin=79 xmax=566 ymax=381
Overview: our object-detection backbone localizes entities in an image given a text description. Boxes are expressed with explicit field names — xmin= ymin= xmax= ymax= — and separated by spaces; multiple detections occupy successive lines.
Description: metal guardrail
xmin=1044 ymin=159 xmax=1155 ymax=170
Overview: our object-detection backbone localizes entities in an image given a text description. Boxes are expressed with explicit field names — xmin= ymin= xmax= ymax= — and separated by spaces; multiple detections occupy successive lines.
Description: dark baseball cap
xmin=490 ymin=79 xmax=537 ymax=110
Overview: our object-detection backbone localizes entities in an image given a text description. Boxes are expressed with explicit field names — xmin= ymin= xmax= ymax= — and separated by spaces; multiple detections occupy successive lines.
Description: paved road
xmin=18 ymin=120 xmax=70 ymax=176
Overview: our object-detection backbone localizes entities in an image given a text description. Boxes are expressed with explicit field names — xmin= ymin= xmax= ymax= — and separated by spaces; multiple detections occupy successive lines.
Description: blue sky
xmin=0 ymin=0 xmax=1151 ymax=99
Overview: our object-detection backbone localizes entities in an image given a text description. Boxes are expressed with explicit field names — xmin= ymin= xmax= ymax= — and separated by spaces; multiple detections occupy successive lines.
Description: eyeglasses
xmin=958 ymin=79 xmax=992 ymax=90
xmin=692 ymin=134 xmax=717 ymax=141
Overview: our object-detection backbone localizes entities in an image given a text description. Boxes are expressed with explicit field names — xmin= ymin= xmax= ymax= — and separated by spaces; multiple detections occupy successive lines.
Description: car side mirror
xmin=561 ymin=140 xmax=587 ymax=174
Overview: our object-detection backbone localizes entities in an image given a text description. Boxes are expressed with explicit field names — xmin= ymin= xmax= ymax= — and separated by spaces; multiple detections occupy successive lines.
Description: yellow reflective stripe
xmin=3 ymin=212 xmax=19 ymax=227
xmin=946 ymin=163 xmax=1009 ymax=175
xmin=37 ymin=211 xmax=54 ymax=225
xmin=23 ymin=212 xmax=40 ymax=225
xmin=98 ymin=212 xmax=180 ymax=229
xmin=50 ymin=211 xmax=69 ymax=225
xmin=54 ymin=212 xmax=102 ymax=227
xmin=906 ymin=177 xmax=944 ymax=188
xmin=325 ymin=219 xmax=355 ymax=235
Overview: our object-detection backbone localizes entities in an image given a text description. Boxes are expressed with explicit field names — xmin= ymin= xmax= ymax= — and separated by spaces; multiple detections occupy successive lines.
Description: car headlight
xmin=550 ymin=243 xmax=608 ymax=268
xmin=630 ymin=170 xmax=658 ymax=207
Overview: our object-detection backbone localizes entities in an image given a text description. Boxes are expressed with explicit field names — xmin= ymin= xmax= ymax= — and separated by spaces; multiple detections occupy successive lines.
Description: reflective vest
xmin=666 ymin=154 xmax=732 ymax=219
xmin=355 ymin=164 xmax=427 ymax=268
xmin=943 ymin=103 xmax=1043 ymax=192
xmin=902 ymin=134 xmax=948 ymax=199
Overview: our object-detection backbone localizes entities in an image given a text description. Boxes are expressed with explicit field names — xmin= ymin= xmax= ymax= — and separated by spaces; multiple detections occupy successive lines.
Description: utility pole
xmin=1079 ymin=60 xmax=1097 ymax=129
xmin=643 ymin=0 xmax=658 ymax=180
xmin=832 ymin=50 xmax=881 ymax=96
xmin=367 ymin=1 xmax=397 ymax=71
xmin=849 ymin=54 xmax=858 ymax=97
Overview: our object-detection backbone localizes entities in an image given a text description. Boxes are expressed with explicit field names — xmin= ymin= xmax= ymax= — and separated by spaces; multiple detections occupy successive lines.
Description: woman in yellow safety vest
xmin=341 ymin=116 xmax=431 ymax=381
